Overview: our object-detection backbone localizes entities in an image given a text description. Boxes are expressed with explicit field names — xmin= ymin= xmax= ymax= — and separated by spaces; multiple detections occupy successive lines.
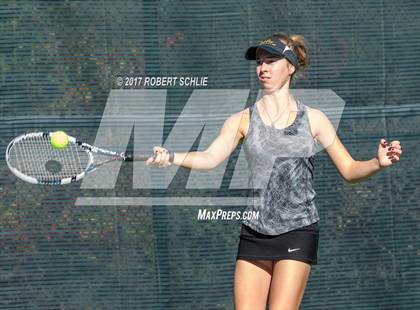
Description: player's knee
xmin=235 ymin=301 xmax=268 ymax=310
xmin=269 ymin=300 xmax=300 ymax=310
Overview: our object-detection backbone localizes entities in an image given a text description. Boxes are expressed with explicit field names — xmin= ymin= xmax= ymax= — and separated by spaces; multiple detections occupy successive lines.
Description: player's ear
xmin=288 ymin=62 xmax=296 ymax=76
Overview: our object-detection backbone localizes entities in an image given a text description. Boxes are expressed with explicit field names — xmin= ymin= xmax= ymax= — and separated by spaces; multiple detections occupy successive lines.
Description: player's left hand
xmin=377 ymin=138 xmax=402 ymax=168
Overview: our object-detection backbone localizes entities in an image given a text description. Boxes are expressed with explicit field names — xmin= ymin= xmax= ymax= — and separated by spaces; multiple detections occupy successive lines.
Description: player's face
xmin=255 ymin=48 xmax=295 ymax=91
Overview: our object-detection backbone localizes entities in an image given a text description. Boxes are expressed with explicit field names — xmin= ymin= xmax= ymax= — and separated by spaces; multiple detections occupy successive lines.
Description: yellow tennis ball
xmin=50 ymin=131 xmax=69 ymax=149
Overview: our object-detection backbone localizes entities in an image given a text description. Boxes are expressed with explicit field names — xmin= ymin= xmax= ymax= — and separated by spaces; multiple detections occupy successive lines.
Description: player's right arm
xmin=146 ymin=110 xmax=248 ymax=171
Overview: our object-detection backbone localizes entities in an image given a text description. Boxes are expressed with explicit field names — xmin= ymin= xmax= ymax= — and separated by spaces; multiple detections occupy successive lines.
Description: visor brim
xmin=244 ymin=45 xmax=285 ymax=60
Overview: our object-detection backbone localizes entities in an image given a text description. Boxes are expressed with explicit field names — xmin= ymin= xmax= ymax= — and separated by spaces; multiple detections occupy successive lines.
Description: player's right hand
xmin=145 ymin=146 xmax=172 ymax=168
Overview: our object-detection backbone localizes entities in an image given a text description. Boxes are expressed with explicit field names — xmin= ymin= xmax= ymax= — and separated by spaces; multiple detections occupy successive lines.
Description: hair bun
xmin=272 ymin=32 xmax=310 ymax=79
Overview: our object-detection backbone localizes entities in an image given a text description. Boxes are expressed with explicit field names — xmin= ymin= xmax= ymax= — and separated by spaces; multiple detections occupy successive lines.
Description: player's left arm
xmin=307 ymin=107 xmax=402 ymax=184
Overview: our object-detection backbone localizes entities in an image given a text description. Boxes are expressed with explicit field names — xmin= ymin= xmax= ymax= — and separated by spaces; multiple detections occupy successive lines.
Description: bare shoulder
xmin=305 ymin=105 xmax=337 ymax=147
xmin=306 ymin=105 xmax=327 ymax=121
xmin=305 ymin=106 xmax=331 ymax=139
xmin=224 ymin=107 xmax=250 ymax=139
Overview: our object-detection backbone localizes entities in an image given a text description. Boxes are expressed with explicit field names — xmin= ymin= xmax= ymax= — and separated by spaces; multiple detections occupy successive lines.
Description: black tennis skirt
xmin=236 ymin=222 xmax=320 ymax=265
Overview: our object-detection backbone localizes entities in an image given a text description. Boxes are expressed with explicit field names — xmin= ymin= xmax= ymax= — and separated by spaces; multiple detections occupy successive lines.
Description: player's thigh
xmin=268 ymin=259 xmax=311 ymax=310
xmin=234 ymin=259 xmax=273 ymax=310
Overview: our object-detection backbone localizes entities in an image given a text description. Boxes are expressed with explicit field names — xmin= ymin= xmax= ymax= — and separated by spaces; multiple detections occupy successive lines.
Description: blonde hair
xmin=272 ymin=32 xmax=310 ymax=79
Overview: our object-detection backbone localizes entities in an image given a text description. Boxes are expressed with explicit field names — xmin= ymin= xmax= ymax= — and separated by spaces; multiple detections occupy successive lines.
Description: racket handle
xmin=125 ymin=152 xmax=149 ymax=161
xmin=125 ymin=150 xmax=175 ymax=163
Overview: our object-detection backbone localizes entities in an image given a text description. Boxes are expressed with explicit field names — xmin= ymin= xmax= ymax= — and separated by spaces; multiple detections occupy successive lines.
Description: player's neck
xmin=259 ymin=87 xmax=294 ymax=116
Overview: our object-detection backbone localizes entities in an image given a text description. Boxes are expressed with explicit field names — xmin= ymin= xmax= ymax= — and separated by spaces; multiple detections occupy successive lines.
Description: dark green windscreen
xmin=1 ymin=1 xmax=419 ymax=309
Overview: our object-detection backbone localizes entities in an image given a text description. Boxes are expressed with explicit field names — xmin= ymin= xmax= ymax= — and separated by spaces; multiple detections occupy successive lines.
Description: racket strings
xmin=9 ymin=135 xmax=90 ymax=181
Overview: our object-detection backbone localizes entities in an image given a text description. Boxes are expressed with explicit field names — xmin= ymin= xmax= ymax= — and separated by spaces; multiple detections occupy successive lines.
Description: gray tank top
xmin=242 ymin=99 xmax=320 ymax=235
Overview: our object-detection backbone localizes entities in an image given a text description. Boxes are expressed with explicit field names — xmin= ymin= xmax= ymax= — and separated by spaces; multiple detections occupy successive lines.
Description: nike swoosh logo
xmin=288 ymin=248 xmax=301 ymax=252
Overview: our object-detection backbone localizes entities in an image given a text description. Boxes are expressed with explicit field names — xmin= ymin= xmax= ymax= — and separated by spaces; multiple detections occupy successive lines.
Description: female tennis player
xmin=146 ymin=32 xmax=402 ymax=309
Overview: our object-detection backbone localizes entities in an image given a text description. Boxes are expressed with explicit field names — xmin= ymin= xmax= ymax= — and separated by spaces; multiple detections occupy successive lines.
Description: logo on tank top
xmin=288 ymin=248 xmax=301 ymax=252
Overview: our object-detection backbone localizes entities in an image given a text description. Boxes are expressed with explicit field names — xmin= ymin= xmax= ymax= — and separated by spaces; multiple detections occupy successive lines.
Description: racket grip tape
xmin=125 ymin=149 xmax=175 ymax=163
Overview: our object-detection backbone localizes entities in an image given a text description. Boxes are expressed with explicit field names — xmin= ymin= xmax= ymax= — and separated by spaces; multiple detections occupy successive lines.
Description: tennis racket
xmin=6 ymin=132 xmax=174 ymax=185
